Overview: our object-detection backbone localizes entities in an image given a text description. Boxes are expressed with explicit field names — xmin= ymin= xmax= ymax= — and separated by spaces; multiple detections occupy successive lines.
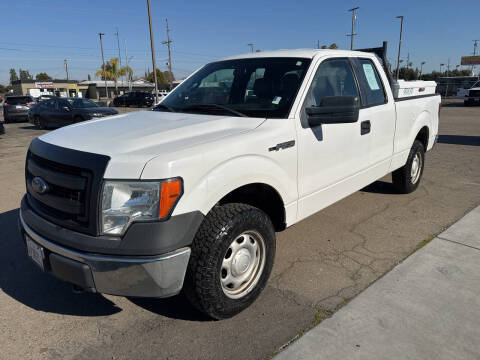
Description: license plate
xmin=16 ymin=105 xmax=24 ymax=109
xmin=26 ymin=236 xmax=45 ymax=271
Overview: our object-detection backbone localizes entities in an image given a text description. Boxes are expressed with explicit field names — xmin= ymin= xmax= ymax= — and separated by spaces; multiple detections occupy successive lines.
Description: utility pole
xmin=98 ymin=33 xmax=108 ymax=99
xmin=162 ymin=18 xmax=173 ymax=89
xmin=146 ymin=0 xmax=158 ymax=104
xmin=124 ymin=39 xmax=132 ymax=91
xmin=395 ymin=15 xmax=404 ymax=80
xmin=115 ymin=27 xmax=123 ymax=91
xmin=247 ymin=43 xmax=254 ymax=53
xmin=317 ymin=40 xmax=320 ymax=49
xmin=348 ymin=7 xmax=359 ymax=50
xmin=64 ymin=59 xmax=69 ymax=81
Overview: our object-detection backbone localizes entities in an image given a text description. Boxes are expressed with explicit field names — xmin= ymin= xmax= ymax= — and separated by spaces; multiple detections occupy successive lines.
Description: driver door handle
xmin=361 ymin=120 xmax=371 ymax=135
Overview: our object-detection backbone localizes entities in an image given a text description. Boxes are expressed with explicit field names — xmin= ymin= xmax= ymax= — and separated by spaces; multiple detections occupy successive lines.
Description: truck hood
xmin=39 ymin=110 xmax=264 ymax=178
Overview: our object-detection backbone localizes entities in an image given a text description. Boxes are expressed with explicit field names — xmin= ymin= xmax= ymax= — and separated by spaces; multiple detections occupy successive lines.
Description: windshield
xmin=67 ymin=98 xmax=99 ymax=108
xmin=157 ymin=57 xmax=311 ymax=118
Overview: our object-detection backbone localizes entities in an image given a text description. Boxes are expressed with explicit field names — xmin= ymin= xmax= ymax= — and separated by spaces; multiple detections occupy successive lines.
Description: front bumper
xmin=19 ymin=211 xmax=191 ymax=297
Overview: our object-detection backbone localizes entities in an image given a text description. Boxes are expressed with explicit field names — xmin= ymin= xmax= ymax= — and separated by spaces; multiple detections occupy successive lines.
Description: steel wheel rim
xmin=411 ymin=152 xmax=422 ymax=184
xmin=220 ymin=230 xmax=266 ymax=299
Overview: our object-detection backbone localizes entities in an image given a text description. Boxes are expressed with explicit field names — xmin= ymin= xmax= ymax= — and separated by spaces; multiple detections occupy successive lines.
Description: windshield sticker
xmin=362 ymin=64 xmax=380 ymax=90
xmin=296 ymin=61 xmax=303 ymax=66
xmin=272 ymin=96 xmax=282 ymax=104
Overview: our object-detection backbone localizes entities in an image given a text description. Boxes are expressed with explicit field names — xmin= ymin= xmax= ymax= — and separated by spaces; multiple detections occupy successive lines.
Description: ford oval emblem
xmin=32 ymin=177 xmax=48 ymax=195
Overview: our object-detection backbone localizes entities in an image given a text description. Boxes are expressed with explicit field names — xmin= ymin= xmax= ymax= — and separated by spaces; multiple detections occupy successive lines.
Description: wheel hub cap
xmin=220 ymin=231 xmax=266 ymax=299
xmin=232 ymin=249 xmax=252 ymax=276
xmin=411 ymin=152 xmax=422 ymax=184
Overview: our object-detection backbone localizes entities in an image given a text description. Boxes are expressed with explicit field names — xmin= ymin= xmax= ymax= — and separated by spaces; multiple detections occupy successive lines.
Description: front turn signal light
xmin=159 ymin=178 xmax=183 ymax=219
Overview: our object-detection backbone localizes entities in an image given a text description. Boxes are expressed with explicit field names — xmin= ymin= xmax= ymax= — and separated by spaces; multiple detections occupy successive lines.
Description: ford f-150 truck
xmin=19 ymin=42 xmax=440 ymax=319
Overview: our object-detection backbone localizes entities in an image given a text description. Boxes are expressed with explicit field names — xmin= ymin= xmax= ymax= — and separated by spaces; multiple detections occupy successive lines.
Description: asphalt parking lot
xmin=0 ymin=101 xmax=479 ymax=360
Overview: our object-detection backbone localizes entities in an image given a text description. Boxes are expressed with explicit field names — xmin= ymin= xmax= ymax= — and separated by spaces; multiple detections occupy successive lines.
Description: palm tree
xmin=96 ymin=58 xmax=133 ymax=95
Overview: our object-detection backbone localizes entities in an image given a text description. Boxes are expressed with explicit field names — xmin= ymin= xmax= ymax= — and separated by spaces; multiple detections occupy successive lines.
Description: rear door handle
xmin=361 ymin=120 xmax=371 ymax=135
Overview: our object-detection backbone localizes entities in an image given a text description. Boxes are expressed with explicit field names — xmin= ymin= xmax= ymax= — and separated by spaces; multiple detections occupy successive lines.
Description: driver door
xmin=295 ymin=57 xmax=370 ymax=221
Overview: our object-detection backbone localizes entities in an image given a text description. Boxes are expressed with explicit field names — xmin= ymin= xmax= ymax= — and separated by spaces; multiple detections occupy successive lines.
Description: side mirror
xmin=62 ymin=106 xmax=71 ymax=112
xmin=306 ymin=96 xmax=359 ymax=127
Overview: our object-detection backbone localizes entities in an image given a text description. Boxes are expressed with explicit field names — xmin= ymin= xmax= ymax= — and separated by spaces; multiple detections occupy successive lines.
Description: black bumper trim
xmin=21 ymin=195 xmax=204 ymax=256
xmin=49 ymin=253 xmax=96 ymax=291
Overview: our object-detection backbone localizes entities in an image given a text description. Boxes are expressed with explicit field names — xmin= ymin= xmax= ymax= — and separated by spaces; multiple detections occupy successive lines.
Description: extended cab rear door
xmin=350 ymin=57 xmax=395 ymax=174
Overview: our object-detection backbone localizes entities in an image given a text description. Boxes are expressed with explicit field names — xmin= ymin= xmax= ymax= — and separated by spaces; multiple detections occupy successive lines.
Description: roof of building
xmin=78 ymin=80 xmax=155 ymax=87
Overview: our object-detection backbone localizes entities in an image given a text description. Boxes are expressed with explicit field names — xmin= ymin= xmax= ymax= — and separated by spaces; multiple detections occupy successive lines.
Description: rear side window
xmin=354 ymin=58 xmax=386 ymax=106
xmin=6 ymin=96 xmax=32 ymax=105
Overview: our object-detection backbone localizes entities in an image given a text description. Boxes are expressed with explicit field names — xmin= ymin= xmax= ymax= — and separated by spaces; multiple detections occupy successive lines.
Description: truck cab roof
xmin=220 ymin=49 xmax=375 ymax=61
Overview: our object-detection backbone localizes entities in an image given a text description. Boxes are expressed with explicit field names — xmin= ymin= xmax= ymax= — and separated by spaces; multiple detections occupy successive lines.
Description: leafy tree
xmin=96 ymin=58 xmax=133 ymax=94
xmin=0 ymin=84 xmax=6 ymax=93
xmin=9 ymin=68 xmax=18 ymax=84
xmin=320 ymin=45 xmax=327 ymax=49
xmin=328 ymin=43 xmax=338 ymax=49
xmin=146 ymin=68 xmax=168 ymax=84
xmin=87 ymin=74 xmax=91 ymax=81
xmin=163 ymin=70 xmax=175 ymax=83
xmin=35 ymin=72 xmax=52 ymax=81
xmin=19 ymin=69 xmax=33 ymax=81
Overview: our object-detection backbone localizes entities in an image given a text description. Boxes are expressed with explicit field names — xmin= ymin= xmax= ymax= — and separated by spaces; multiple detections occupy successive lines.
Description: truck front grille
xmin=25 ymin=138 xmax=110 ymax=236
xmin=26 ymin=152 xmax=92 ymax=229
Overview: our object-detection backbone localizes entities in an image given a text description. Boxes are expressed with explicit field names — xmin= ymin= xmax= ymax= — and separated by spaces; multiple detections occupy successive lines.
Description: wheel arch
xmin=218 ymin=183 xmax=286 ymax=231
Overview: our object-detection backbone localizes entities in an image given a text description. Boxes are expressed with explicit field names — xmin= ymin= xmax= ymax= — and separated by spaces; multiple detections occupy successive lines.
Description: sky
xmin=0 ymin=0 xmax=479 ymax=84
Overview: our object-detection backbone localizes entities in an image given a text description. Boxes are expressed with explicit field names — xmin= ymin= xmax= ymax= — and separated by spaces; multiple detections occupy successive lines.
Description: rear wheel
xmin=184 ymin=203 xmax=276 ymax=319
xmin=392 ymin=140 xmax=425 ymax=194
xmin=33 ymin=116 xmax=45 ymax=130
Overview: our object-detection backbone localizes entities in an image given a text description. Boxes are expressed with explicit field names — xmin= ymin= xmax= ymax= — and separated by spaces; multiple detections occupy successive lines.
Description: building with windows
xmin=12 ymin=80 xmax=89 ymax=98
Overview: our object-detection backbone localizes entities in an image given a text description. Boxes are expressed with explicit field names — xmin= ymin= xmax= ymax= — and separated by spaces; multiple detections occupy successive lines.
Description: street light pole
xmin=419 ymin=61 xmax=425 ymax=79
xmin=64 ymin=59 xmax=69 ymax=81
xmin=146 ymin=0 xmax=158 ymax=104
xmin=395 ymin=15 xmax=404 ymax=80
xmin=98 ymin=33 xmax=108 ymax=99
xmin=348 ymin=7 xmax=359 ymax=50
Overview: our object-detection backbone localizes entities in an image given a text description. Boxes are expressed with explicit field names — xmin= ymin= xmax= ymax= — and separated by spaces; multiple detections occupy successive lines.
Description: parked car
xmin=3 ymin=95 xmax=36 ymax=123
xmin=19 ymin=43 xmax=440 ymax=319
xmin=28 ymin=97 xmax=118 ymax=129
xmin=110 ymin=91 xmax=154 ymax=107
xmin=36 ymin=94 xmax=56 ymax=102
xmin=464 ymin=83 xmax=480 ymax=106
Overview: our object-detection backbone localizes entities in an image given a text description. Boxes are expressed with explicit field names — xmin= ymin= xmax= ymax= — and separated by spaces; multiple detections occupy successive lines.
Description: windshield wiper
xmin=181 ymin=104 xmax=247 ymax=117
xmin=153 ymin=103 xmax=176 ymax=112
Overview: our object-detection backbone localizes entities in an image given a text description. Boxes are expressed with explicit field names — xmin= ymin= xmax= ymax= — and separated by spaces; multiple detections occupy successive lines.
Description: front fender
xmin=174 ymin=154 xmax=297 ymax=225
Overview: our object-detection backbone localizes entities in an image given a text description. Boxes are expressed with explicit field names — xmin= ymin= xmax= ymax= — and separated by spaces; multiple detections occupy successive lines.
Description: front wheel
xmin=392 ymin=140 xmax=425 ymax=194
xmin=184 ymin=203 xmax=276 ymax=319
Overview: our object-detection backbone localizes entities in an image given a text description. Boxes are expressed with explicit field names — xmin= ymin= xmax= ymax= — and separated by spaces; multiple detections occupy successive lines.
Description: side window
xmin=303 ymin=58 xmax=359 ymax=109
xmin=355 ymin=58 xmax=386 ymax=106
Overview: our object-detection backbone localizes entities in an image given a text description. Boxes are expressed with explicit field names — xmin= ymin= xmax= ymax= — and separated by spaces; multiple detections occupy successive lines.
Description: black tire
xmin=392 ymin=140 xmax=425 ymax=194
xmin=3 ymin=116 xmax=9 ymax=124
xmin=184 ymin=203 xmax=276 ymax=319
xmin=33 ymin=116 xmax=45 ymax=130
xmin=464 ymin=100 xmax=471 ymax=107
xmin=74 ymin=115 xmax=83 ymax=123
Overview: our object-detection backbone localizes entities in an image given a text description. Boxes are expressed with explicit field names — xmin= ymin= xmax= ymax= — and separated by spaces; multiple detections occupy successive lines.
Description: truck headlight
xmin=100 ymin=179 xmax=182 ymax=235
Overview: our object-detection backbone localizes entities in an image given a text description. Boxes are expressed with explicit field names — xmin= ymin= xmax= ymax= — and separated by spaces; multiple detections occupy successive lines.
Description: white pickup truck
xmin=19 ymin=42 xmax=440 ymax=319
